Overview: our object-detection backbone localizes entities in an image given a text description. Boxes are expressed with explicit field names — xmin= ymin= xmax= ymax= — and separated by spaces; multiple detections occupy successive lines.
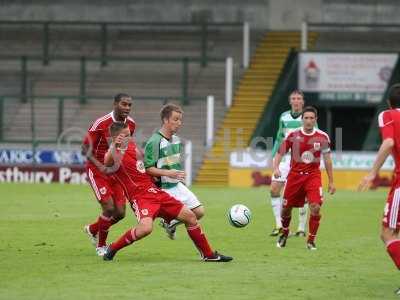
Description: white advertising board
xmin=299 ymin=53 xmax=398 ymax=93
xmin=230 ymin=151 xmax=394 ymax=171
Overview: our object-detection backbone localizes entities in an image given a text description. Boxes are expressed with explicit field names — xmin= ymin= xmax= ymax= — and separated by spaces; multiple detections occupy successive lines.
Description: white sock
xmin=297 ymin=203 xmax=308 ymax=232
xmin=271 ymin=197 xmax=282 ymax=228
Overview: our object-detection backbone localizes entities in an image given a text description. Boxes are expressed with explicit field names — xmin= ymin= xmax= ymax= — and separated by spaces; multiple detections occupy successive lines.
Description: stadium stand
xmin=314 ymin=31 xmax=400 ymax=52
xmin=195 ymin=31 xmax=317 ymax=186
xmin=0 ymin=23 xmax=261 ymax=178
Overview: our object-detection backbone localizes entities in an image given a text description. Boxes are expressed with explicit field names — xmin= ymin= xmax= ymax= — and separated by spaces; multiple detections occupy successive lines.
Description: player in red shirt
xmin=101 ymin=122 xmax=232 ymax=262
xmin=359 ymin=84 xmax=400 ymax=295
xmin=273 ymin=106 xmax=335 ymax=250
xmin=82 ymin=93 xmax=136 ymax=256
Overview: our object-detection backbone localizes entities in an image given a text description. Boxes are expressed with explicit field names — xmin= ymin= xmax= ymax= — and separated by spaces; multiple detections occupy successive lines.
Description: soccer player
xmin=273 ymin=106 xmax=335 ymax=250
xmin=359 ymin=84 xmax=400 ymax=294
xmin=82 ymin=93 xmax=136 ymax=256
xmin=144 ymin=103 xmax=204 ymax=239
xmin=102 ymin=122 xmax=232 ymax=262
xmin=269 ymin=90 xmax=310 ymax=237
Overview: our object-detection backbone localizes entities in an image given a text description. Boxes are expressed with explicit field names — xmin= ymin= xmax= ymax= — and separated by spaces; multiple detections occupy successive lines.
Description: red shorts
xmin=283 ymin=171 xmax=323 ymax=208
xmin=86 ymin=165 xmax=126 ymax=207
xmin=383 ymin=175 xmax=400 ymax=229
xmin=129 ymin=186 xmax=184 ymax=223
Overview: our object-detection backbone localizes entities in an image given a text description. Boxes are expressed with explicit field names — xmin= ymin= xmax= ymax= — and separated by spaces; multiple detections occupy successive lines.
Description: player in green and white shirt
xmin=144 ymin=103 xmax=204 ymax=239
xmin=269 ymin=90 xmax=309 ymax=237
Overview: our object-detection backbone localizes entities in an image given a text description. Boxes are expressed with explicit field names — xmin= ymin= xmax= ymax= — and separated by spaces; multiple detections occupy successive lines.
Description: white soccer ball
xmin=228 ymin=204 xmax=251 ymax=228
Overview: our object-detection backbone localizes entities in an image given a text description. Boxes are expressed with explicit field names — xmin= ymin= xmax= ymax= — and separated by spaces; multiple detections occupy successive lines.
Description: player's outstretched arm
xmin=271 ymin=116 xmax=284 ymax=157
xmin=146 ymin=167 xmax=185 ymax=181
xmin=272 ymin=152 xmax=283 ymax=179
xmin=104 ymin=134 xmax=125 ymax=171
xmin=81 ymin=142 xmax=109 ymax=173
xmin=143 ymin=136 xmax=185 ymax=181
xmin=323 ymin=152 xmax=336 ymax=194
xmin=273 ymin=136 xmax=290 ymax=179
xmin=87 ymin=155 xmax=107 ymax=173
xmin=358 ymin=138 xmax=394 ymax=191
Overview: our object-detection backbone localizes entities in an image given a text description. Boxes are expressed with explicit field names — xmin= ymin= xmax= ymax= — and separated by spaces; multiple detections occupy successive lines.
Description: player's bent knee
xmin=113 ymin=206 xmax=126 ymax=221
xmin=137 ymin=218 xmax=154 ymax=237
xmin=270 ymin=183 xmax=282 ymax=197
xmin=101 ymin=199 xmax=115 ymax=216
xmin=177 ymin=207 xmax=197 ymax=226
xmin=193 ymin=206 xmax=205 ymax=220
xmin=381 ymin=227 xmax=397 ymax=244
xmin=281 ymin=206 xmax=292 ymax=217
xmin=309 ymin=204 xmax=320 ymax=215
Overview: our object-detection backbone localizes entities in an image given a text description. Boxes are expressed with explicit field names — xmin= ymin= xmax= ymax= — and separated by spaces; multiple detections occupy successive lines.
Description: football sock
xmin=186 ymin=224 xmax=213 ymax=258
xmin=386 ymin=240 xmax=400 ymax=269
xmin=110 ymin=228 xmax=137 ymax=252
xmin=88 ymin=221 xmax=99 ymax=236
xmin=89 ymin=214 xmax=119 ymax=236
xmin=97 ymin=214 xmax=112 ymax=247
xmin=298 ymin=203 xmax=308 ymax=232
xmin=281 ymin=215 xmax=291 ymax=237
xmin=271 ymin=197 xmax=282 ymax=228
xmin=308 ymin=214 xmax=321 ymax=243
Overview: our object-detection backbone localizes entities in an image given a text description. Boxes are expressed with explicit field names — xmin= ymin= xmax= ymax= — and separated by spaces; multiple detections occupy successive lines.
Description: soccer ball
xmin=227 ymin=204 xmax=251 ymax=228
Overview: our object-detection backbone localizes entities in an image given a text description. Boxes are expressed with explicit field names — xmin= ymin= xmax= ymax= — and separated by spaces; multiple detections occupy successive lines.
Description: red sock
xmin=97 ymin=215 xmax=112 ymax=247
xmin=88 ymin=221 xmax=99 ymax=236
xmin=187 ymin=224 xmax=213 ymax=258
xmin=308 ymin=214 xmax=321 ymax=243
xmin=110 ymin=228 xmax=137 ymax=252
xmin=387 ymin=240 xmax=400 ymax=269
xmin=281 ymin=215 xmax=291 ymax=237
xmin=89 ymin=215 xmax=119 ymax=236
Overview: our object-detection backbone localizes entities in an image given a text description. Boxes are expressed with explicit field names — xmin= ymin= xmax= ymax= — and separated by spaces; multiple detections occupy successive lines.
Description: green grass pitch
xmin=0 ymin=183 xmax=399 ymax=299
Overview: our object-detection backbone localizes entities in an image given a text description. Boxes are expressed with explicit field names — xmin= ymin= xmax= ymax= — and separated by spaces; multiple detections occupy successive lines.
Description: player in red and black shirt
xmin=101 ymin=122 xmax=232 ymax=262
xmin=82 ymin=93 xmax=135 ymax=256
xmin=359 ymin=84 xmax=400 ymax=295
xmin=273 ymin=106 xmax=335 ymax=250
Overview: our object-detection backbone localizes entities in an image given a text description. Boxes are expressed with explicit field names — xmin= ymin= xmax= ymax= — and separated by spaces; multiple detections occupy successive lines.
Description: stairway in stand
xmin=195 ymin=31 xmax=317 ymax=186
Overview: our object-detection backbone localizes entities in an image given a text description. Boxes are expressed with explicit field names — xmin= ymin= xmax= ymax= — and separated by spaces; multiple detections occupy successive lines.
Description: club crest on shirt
xmin=99 ymin=187 xmax=107 ymax=195
xmin=136 ymin=161 xmax=146 ymax=173
xmin=314 ymin=142 xmax=321 ymax=151
xmin=301 ymin=151 xmax=314 ymax=164
xmin=141 ymin=209 xmax=149 ymax=216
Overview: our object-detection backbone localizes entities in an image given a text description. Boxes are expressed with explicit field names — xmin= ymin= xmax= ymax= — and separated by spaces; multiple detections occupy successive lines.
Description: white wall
xmin=0 ymin=0 xmax=270 ymax=28
xmin=268 ymin=0 xmax=322 ymax=30
xmin=0 ymin=0 xmax=399 ymax=30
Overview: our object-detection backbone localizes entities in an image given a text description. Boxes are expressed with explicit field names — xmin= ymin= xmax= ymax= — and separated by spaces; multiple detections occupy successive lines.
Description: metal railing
xmin=301 ymin=22 xmax=400 ymax=51
xmin=0 ymin=55 xmax=226 ymax=105
xmin=0 ymin=94 xmax=208 ymax=147
xmin=0 ymin=20 xmax=249 ymax=67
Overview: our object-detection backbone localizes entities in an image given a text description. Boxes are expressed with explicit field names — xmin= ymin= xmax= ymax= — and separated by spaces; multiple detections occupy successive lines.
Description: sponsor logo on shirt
xmin=301 ymin=151 xmax=315 ymax=164
xmin=147 ymin=187 xmax=158 ymax=194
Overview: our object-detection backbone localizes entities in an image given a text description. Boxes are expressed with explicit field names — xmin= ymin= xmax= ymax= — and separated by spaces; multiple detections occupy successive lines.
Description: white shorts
xmin=163 ymin=182 xmax=202 ymax=210
xmin=272 ymin=155 xmax=290 ymax=183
